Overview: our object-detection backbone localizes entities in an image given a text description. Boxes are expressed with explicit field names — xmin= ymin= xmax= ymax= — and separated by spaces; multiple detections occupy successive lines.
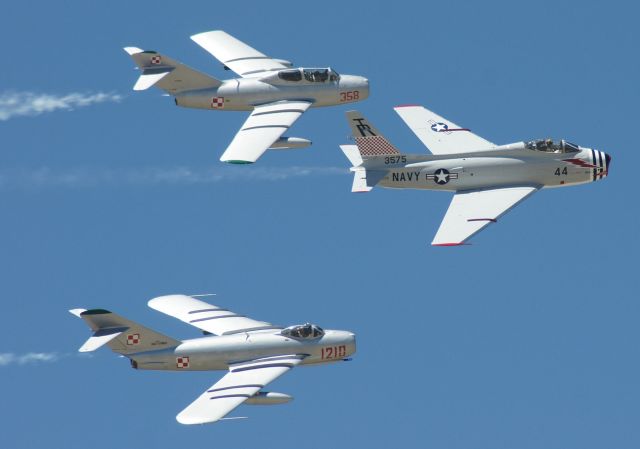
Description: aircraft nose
xmin=605 ymin=153 xmax=611 ymax=171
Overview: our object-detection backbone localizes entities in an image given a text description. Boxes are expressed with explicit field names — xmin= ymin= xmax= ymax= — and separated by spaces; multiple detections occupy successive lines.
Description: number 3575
xmin=340 ymin=91 xmax=360 ymax=102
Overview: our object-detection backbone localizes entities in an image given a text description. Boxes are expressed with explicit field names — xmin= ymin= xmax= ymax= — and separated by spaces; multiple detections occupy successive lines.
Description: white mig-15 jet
xmin=70 ymin=295 xmax=356 ymax=424
xmin=125 ymin=30 xmax=369 ymax=164
xmin=340 ymin=106 xmax=611 ymax=246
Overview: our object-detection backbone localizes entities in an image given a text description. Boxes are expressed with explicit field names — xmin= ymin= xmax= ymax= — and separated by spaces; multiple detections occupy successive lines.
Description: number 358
xmin=340 ymin=91 xmax=360 ymax=102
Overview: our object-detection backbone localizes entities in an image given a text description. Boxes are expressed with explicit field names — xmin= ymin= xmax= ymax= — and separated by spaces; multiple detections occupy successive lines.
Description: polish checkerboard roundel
xmin=176 ymin=357 xmax=190 ymax=369
xmin=210 ymin=97 xmax=225 ymax=109
xmin=126 ymin=333 xmax=140 ymax=345
xmin=150 ymin=55 xmax=161 ymax=65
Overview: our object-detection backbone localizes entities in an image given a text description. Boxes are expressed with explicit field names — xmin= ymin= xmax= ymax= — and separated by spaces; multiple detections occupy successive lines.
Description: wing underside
xmin=177 ymin=354 xmax=305 ymax=424
xmin=148 ymin=295 xmax=281 ymax=336
xmin=394 ymin=105 xmax=495 ymax=155
xmin=433 ymin=186 xmax=539 ymax=246
xmin=219 ymin=100 xmax=312 ymax=164
xmin=191 ymin=30 xmax=288 ymax=78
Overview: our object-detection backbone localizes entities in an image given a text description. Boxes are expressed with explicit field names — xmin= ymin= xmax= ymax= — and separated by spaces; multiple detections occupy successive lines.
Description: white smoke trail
xmin=0 ymin=352 xmax=60 ymax=366
xmin=0 ymin=166 xmax=347 ymax=190
xmin=0 ymin=91 xmax=123 ymax=120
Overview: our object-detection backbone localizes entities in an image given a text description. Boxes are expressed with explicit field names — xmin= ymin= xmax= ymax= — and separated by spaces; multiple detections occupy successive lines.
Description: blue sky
xmin=1 ymin=1 xmax=638 ymax=447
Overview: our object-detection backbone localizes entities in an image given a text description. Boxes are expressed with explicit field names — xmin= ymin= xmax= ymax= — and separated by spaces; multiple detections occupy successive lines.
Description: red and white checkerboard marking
xmin=126 ymin=333 xmax=140 ymax=345
xmin=176 ymin=357 xmax=190 ymax=369
xmin=355 ymin=136 xmax=400 ymax=156
xmin=150 ymin=55 xmax=162 ymax=65
xmin=210 ymin=97 xmax=225 ymax=109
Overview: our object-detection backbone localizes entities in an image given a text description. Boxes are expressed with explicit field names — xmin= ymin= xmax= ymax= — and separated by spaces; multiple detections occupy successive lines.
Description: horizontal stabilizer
xmin=351 ymin=168 xmax=371 ymax=192
xmin=133 ymin=69 xmax=173 ymax=91
xmin=340 ymin=144 xmax=363 ymax=167
xmin=124 ymin=48 xmax=221 ymax=94
xmin=350 ymin=168 xmax=388 ymax=192
xmin=71 ymin=308 xmax=181 ymax=355
xmin=78 ymin=327 xmax=128 ymax=352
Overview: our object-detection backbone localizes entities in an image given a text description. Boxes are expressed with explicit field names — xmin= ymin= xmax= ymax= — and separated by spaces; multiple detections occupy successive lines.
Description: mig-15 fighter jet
xmin=340 ymin=106 xmax=611 ymax=246
xmin=70 ymin=294 xmax=356 ymax=424
xmin=125 ymin=30 xmax=369 ymax=164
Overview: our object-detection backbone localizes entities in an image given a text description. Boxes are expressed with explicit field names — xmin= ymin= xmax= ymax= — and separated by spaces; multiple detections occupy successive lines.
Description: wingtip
xmin=176 ymin=413 xmax=218 ymax=425
xmin=190 ymin=29 xmax=224 ymax=41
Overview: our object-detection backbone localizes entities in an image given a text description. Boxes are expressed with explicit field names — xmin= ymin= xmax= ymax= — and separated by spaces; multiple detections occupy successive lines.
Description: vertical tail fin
xmin=346 ymin=111 xmax=401 ymax=158
xmin=124 ymin=47 xmax=222 ymax=93
xmin=70 ymin=308 xmax=180 ymax=354
xmin=341 ymin=111 xmax=398 ymax=192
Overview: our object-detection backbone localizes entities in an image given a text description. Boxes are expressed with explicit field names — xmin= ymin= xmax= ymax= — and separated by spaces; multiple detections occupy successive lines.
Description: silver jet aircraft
xmin=70 ymin=294 xmax=356 ymax=424
xmin=340 ymin=106 xmax=611 ymax=246
xmin=125 ymin=30 xmax=369 ymax=164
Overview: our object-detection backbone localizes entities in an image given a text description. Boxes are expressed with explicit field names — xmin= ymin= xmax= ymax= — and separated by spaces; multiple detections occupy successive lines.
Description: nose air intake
xmin=591 ymin=150 xmax=610 ymax=181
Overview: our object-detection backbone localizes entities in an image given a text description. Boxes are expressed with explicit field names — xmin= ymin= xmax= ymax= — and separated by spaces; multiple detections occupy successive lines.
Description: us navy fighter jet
xmin=125 ymin=30 xmax=369 ymax=164
xmin=340 ymin=106 xmax=611 ymax=246
xmin=70 ymin=295 xmax=355 ymax=424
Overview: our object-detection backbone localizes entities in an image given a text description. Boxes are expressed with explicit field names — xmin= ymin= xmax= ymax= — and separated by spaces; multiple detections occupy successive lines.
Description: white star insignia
xmin=435 ymin=170 xmax=449 ymax=183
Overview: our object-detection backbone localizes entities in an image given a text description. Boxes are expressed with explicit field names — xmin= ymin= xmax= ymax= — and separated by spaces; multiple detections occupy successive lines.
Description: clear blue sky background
xmin=1 ymin=1 xmax=638 ymax=448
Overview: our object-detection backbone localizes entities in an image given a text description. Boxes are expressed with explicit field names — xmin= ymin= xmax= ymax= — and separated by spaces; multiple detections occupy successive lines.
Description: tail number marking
xmin=321 ymin=345 xmax=347 ymax=360
xmin=340 ymin=91 xmax=360 ymax=102
xmin=384 ymin=155 xmax=407 ymax=164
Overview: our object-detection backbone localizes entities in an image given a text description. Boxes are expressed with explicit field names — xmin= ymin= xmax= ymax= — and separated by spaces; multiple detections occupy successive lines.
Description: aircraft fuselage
xmin=130 ymin=328 xmax=356 ymax=371
xmin=174 ymin=72 xmax=369 ymax=111
xmin=365 ymin=144 xmax=609 ymax=192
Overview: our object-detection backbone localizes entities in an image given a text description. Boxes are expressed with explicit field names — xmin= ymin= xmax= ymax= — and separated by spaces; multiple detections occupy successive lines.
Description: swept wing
xmin=191 ymin=30 xmax=289 ymax=78
xmin=148 ymin=295 xmax=281 ymax=335
xmin=394 ymin=105 xmax=496 ymax=154
xmin=433 ymin=186 xmax=539 ymax=246
xmin=177 ymin=354 xmax=305 ymax=424
xmin=220 ymin=100 xmax=312 ymax=163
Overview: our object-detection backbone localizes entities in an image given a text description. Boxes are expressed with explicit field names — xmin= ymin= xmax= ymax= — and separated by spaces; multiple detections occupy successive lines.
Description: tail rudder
xmin=70 ymin=308 xmax=180 ymax=354
xmin=124 ymin=47 xmax=222 ymax=93
xmin=346 ymin=110 xmax=401 ymax=159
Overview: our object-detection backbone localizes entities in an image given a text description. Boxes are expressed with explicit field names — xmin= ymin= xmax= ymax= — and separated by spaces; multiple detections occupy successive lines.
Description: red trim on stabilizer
xmin=432 ymin=242 xmax=468 ymax=247
xmin=394 ymin=104 xmax=422 ymax=108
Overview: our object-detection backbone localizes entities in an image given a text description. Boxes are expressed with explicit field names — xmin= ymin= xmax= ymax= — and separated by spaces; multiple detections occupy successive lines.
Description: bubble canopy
xmin=277 ymin=68 xmax=340 ymax=83
xmin=281 ymin=323 xmax=324 ymax=339
xmin=526 ymin=139 xmax=580 ymax=153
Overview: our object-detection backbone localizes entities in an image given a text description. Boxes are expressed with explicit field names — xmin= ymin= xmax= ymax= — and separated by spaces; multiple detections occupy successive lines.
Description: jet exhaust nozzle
xmin=245 ymin=392 xmax=293 ymax=405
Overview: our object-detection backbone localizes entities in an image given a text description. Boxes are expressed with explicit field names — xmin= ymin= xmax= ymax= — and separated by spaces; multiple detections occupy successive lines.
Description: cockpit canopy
xmin=281 ymin=323 xmax=324 ymax=340
xmin=277 ymin=68 xmax=340 ymax=83
xmin=526 ymin=139 xmax=580 ymax=153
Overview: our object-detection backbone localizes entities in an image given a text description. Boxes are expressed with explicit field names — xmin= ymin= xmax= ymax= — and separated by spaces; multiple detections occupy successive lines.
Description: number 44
xmin=554 ymin=167 xmax=568 ymax=176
